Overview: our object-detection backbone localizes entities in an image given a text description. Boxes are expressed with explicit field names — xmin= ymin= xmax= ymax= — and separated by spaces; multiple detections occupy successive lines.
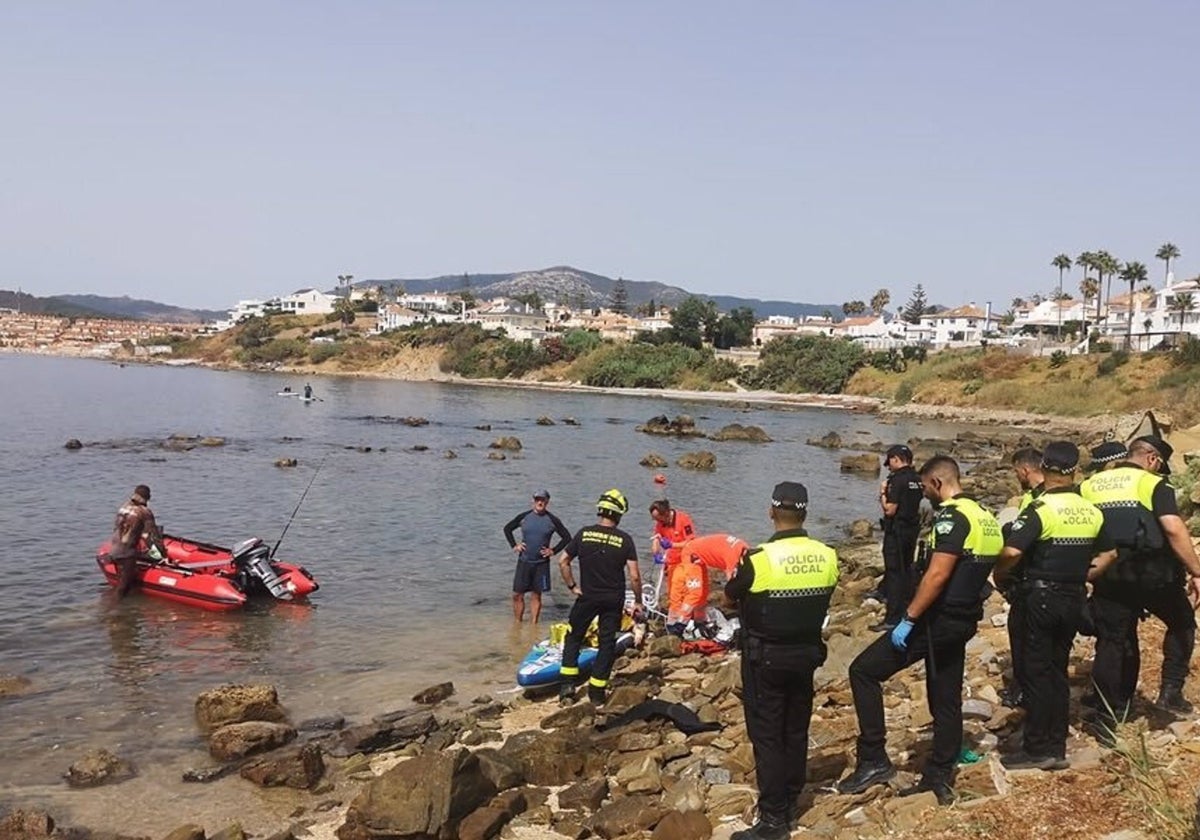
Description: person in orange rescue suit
xmin=649 ymin=499 xmax=696 ymax=622
xmin=997 ymin=441 xmax=1116 ymax=768
xmin=1079 ymin=435 xmax=1200 ymax=734
xmin=724 ymin=482 xmax=838 ymax=840
xmin=667 ymin=533 xmax=751 ymax=633
xmin=557 ymin=489 xmax=643 ymax=707
xmin=838 ymin=456 xmax=1001 ymax=806
xmin=108 ymin=484 xmax=167 ymax=598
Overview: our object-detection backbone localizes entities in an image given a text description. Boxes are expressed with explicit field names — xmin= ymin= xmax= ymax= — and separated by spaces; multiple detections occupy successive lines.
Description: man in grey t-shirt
xmin=503 ymin=489 xmax=571 ymax=623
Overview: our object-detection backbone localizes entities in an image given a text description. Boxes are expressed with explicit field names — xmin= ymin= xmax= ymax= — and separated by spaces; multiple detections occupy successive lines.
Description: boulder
xmin=328 ymin=709 xmax=438 ymax=756
xmin=651 ymin=810 xmax=712 ymax=840
xmin=806 ymin=431 xmax=842 ymax=449
xmin=209 ymin=824 xmax=246 ymax=840
xmin=486 ymin=452 xmax=506 ymax=461
xmin=336 ymin=748 xmax=496 ymax=840
xmin=194 ymin=684 xmax=288 ymax=733
xmin=240 ymin=743 xmax=324 ymax=789
xmin=456 ymin=806 xmax=511 ymax=840
xmin=562 ymin=417 xmax=580 ymax=426
xmin=64 ymin=748 xmax=136 ymax=788
xmin=0 ymin=809 xmax=55 ymax=838
xmin=274 ymin=458 xmax=298 ymax=468
xmin=64 ymin=439 xmax=83 ymax=450
xmin=473 ymin=748 xmax=525 ymax=791
xmin=162 ymin=826 xmax=206 ymax=840
xmin=412 ymin=681 xmax=454 ymax=705
xmin=401 ymin=417 xmax=429 ymax=426
xmin=708 ymin=424 xmax=771 ymax=443
xmin=845 ymin=519 xmax=875 ymax=542
xmin=209 ymin=721 xmax=297 ymax=761
xmin=0 ymin=673 xmax=31 ymax=698
xmin=640 ymin=453 xmax=669 ymax=468
xmin=840 ymin=453 xmax=880 ymax=474
xmin=677 ymin=451 xmax=716 ymax=471
xmin=637 ymin=416 xmax=706 ymax=438
xmin=536 ymin=416 xmax=556 ymax=426
xmin=444 ymin=450 xmax=458 ymax=459
xmin=499 ymin=730 xmax=590 ymax=786
xmin=199 ymin=437 xmax=226 ymax=447
xmin=489 ymin=436 xmax=523 ymax=451
xmin=475 ymin=424 xmax=491 ymax=431
xmin=588 ymin=795 xmax=666 ymax=839
xmin=558 ymin=777 xmax=609 ymax=812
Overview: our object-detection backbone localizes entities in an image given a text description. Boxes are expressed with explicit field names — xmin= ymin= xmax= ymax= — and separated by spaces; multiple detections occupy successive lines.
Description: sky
xmin=2 ymin=2 xmax=1197 ymax=311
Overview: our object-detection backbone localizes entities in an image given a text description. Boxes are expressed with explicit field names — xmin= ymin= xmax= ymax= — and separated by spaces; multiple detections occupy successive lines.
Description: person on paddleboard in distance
xmin=108 ymin=484 xmax=167 ymax=597
xmin=557 ymin=489 xmax=643 ymax=706
xmin=303 ymin=383 xmax=313 ymax=399
xmin=503 ymin=488 xmax=572 ymax=623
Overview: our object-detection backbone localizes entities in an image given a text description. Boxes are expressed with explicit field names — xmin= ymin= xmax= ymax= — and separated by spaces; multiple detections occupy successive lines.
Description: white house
xmin=397 ymin=292 xmax=456 ymax=312
xmin=1010 ymin=298 xmax=1090 ymax=334
xmin=831 ymin=315 xmax=889 ymax=340
xmin=278 ymin=288 xmax=336 ymax=315
xmin=472 ymin=300 xmax=550 ymax=341
xmin=920 ymin=304 xmax=1001 ymax=347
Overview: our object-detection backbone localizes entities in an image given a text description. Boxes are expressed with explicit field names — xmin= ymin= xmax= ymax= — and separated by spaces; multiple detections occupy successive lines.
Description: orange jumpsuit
xmin=668 ymin=533 xmax=749 ymax=626
xmin=653 ymin=509 xmax=696 ymax=617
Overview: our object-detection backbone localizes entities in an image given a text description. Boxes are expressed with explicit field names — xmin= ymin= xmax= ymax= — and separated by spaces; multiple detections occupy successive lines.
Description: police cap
xmin=771 ymin=481 xmax=808 ymax=511
xmin=1089 ymin=441 xmax=1128 ymax=467
xmin=884 ymin=444 xmax=914 ymax=463
xmin=1041 ymin=441 xmax=1080 ymax=475
xmin=1134 ymin=435 xmax=1173 ymax=475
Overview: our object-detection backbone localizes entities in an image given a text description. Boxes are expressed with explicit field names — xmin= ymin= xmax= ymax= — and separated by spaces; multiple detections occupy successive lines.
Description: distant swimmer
xmin=303 ymin=383 xmax=313 ymax=399
xmin=108 ymin=484 xmax=167 ymax=597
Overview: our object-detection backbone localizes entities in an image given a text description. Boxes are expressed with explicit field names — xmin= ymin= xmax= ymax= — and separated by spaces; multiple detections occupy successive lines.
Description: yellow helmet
xmin=596 ymin=488 xmax=629 ymax=516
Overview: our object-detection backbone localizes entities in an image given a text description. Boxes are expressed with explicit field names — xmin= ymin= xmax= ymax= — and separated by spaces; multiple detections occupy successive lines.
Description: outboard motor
xmin=231 ymin=538 xmax=293 ymax=600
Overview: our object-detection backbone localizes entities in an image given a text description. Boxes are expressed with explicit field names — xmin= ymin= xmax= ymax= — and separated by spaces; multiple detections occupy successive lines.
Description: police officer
xmin=1079 ymin=435 xmax=1200 ymax=727
xmin=1087 ymin=441 xmax=1129 ymax=474
xmin=872 ymin=444 xmax=925 ymax=631
xmin=838 ymin=456 xmax=1000 ymax=805
xmin=997 ymin=441 xmax=1116 ymax=768
xmin=557 ymin=489 xmax=643 ymax=706
xmin=725 ymin=482 xmax=838 ymax=840
xmin=997 ymin=447 xmax=1045 ymax=708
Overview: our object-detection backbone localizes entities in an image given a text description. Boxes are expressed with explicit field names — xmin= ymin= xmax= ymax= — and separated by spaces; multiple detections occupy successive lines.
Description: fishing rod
xmin=271 ymin=453 xmax=330 ymax=559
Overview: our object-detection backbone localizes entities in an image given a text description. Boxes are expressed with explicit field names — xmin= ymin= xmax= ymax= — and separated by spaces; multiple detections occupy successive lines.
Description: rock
xmin=651 ymin=810 xmax=712 ymax=840
xmin=194 ymin=684 xmax=288 ymax=733
xmin=337 ymin=748 xmax=496 ymax=840
xmin=64 ymin=438 xmax=83 ymax=450
xmin=489 ymin=436 xmax=523 ymax=451
xmin=540 ymin=702 xmax=596 ymax=730
xmin=637 ymin=415 xmax=706 ymax=438
xmin=605 ymin=685 xmax=651 ymax=713
xmin=329 ymin=709 xmax=438 ymax=756
xmin=410 ymin=445 xmax=428 ymax=452
xmin=562 ymin=417 xmax=580 ymax=425
xmin=239 ymin=743 xmax=324 ymax=789
xmin=412 ymin=681 xmax=454 ymax=705
xmin=677 ymin=451 xmax=716 ymax=471
xmin=640 ymin=453 xmax=669 ymax=468
xmin=840 ymin=453 xmax=880 ymax=474
xmin=648 ymin=635 xmax=683 ymax=657
xmin=806 ymin=431 xmax=842 ymax=449
xmin=589 ymin=795 xmax=666 ymax=839
xmin=209 ymin=721 xmax=297 ymax=761
xmin=402 ymin=416 xmax=429 ymax=426
xmin=209 ymin=824 xmax=246 ymax=840
xmin=845 ymin=519 xmax=874 ymax=542
xmin=161 ymin=826 xmax=206 ymax=840
xmin=274 ymin=458 xmax=298 ymax=468
xmin=298 ymin=714 xmax=345 ymax=731
xmin=199 ymin=437 xmax=226 ymax=447
xmin=499 ymin=730 xmax=590 ymax=786
xmin=536 ymin=416 xmax=555 ymax=426
xmin=474 ymin=748 xmax=525 ymax=791
xmin=0 ymin=809 xmax=55 ymax=838
xmin=64 ymin=748 xmax=136 ymax=788
xmin=661 ymin=777 xmax=706 ymax=813
xmin=0 ymin=673 xmax=31 ymax=698
xmin=475 ymin=424 xmax=491 ymax=431
xmin=456 ymin=806 xmax=511 ymax=840
xmin=486 ymin=452 xmax=506 ymax=461
xmin=704 ymin=784 xmax=756 ymax=817
xmin=962 ymin=698 xmax=995 ymax=720
xmin=558 ymin=777 xmax=609 ymax=812
xmin=444 ymin=450 xmax=458 ymax=459
xmin=708 ymin=424 xmax=771 ymax=443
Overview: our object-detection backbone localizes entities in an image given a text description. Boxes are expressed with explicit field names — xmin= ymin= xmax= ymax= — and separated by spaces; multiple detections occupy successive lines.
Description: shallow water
xmin=0 ymin=353 xmax=954 ymax=830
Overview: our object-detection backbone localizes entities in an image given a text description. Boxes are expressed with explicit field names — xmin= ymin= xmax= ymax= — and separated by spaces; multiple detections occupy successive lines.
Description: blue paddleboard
xmin=516 ymin=631 xmax=635 ymax=688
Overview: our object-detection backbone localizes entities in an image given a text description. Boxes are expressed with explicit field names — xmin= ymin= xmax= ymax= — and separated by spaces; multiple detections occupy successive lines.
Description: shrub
xmin=238 ymin=338 xmax=306 ymax=364
xmin=961 ymin=379 xmax=984 ymax=395
xmin=568 ymin=342 xmax=725 ymax=389
xmin=1097 ymin=350 xmax=1130 ymax=377
xmin=1049 ymin=350 xmax=1069 ymax=368
xmin=894 ymin=381 xmax=915 ymax=405
xmin=739 ymin=335 xmax=865 ymax=394
xmin=309 ymin=342 xmax=343 ymax=364
xmin=1175 ymin=337 xmax=1200 ymax=367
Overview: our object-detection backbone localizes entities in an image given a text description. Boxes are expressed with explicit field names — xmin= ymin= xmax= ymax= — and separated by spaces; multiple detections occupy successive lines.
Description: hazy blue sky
xmin=2 ymin=2 xmax=1196 ymax=310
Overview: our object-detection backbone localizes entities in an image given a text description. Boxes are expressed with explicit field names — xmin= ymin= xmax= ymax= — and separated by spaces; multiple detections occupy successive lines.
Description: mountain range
xmin=0 ymin=290 xmax=226 ymax=323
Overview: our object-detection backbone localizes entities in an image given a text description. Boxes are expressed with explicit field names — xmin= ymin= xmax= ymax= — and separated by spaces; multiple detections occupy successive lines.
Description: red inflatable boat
xmin=95 ymin=534 xmax=319 ymax=611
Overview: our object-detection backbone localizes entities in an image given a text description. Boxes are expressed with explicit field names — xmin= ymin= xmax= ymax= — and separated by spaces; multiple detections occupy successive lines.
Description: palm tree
xmin=1120 ymin=261 xmax=1149 ymax=348
xmin=1173 ymin=291 xmax=1194 ymax=337
xmin=870 ymin=288 xmax=891 ymax=316
xmin=1052 ymin=254 xmax=1072 ymax=339
xmin=1094 ymin=250 xmax=1119 ymax=326
xmin=1080 ymin=276 xmax=1099 ymax=331
xmin=1157 ymin=243 xmax=1181 ymax=284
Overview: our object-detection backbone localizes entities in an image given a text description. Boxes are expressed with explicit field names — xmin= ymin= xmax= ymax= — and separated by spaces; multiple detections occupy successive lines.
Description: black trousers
xmin=849 ymin=614 xmax=975 ymax=782
xmin=1092 ymin=580 xmax=1196 ymax=717
xmin=1006 ymin=586 xmax=1028 ymax=696
xmin=1021 ymin=586 xmax=1083 ymax=758
xmin=882 ymin=526 xmax=919 ymax=624
xmin=561 ymin=596 xmax=623 ymax=687
xmin=740 ymin=638 xmax=825 ymax=823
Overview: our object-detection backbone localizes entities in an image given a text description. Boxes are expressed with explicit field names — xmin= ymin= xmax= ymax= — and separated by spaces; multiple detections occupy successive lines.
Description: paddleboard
xmin=517 ymin=631 xmax=635 ymax=688
xmin=276 ymin=391 xmax=301 ymax=397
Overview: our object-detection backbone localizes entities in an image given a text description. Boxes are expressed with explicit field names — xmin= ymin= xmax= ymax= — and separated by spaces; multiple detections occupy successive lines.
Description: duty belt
xmin=1024 ymin=579 xmax=1086 ymax=593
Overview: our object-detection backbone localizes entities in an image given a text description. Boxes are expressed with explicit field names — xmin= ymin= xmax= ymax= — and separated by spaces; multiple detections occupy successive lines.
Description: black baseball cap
xmin=771 ymin=481 xmax=808 ymax=511
xmin=1089 ymin=441 xmax=1129 ymax=467
xmin=884 ymin=444 xmax=913 ymax=463
xmin=532 ymin=488 xmax=550 ymax=500
xmin=1041 ymin=441 xmax=1080 ymax=475
xmin=1135 ymin=435 xmax=1173 ymax=475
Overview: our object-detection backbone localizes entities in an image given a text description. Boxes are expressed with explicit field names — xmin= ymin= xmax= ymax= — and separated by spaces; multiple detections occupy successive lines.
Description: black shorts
xmin=513 ymin=560 xmax=551 ymax=594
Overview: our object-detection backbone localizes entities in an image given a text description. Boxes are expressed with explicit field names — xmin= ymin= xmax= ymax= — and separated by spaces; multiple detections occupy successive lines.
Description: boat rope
xmin=270 ymin=452 xmax=330 ymax=559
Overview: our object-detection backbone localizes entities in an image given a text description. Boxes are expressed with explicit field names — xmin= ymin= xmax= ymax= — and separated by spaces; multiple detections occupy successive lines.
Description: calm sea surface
xmin=0 ymin=353 xmax=955 ymax=828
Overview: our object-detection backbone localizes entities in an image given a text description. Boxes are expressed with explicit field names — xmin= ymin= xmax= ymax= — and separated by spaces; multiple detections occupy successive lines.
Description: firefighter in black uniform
xmin=872 ymin=444 xmax=925 ymax=632
xmin=725 ymin=482 xmax=839 ymax=840
xmin=998 ymin=441 xmax=1116 ymax=768
xmin=997 ymin=447 xmax=1045 ymax=708
xmin=838 ymin=455 xmax=1001 ymax=805
xmin=1080 ymin=435 xmax=1200 ymax=731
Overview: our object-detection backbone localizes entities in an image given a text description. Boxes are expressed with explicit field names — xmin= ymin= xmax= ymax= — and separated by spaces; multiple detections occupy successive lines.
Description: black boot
xmin=899 ymin=776 xmax=954 ymax=805
xmin=1153 ymin=684 xmax=1194 ymax=715
xmin=587 ymin=685 xmax=606 ymax=706
xmin=558 ymin=683 xmax=575 ymax=706
xmin=836 ymin=759 xmax=896 ymax=794
xmin=730 ymin=818 xmax=789 ymax=840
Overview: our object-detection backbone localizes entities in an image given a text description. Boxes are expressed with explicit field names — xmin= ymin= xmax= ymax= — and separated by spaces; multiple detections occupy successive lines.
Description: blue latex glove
xmin=658 ymin=537 xmax=673 ymax=549
xmin=890 ymin=618 xmax=915 ymax=651
xmin=653 ymin=551 xmax=666 ymax=565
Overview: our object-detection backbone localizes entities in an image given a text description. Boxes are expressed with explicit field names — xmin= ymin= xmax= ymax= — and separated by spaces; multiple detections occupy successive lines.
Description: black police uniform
xmin=1080 ymin=464 xmax=1196 ymax=717
xmin=881 ymin=461 xmax=924 ymax=625
xmin=1004 ymin=488 xmax=1112 ymax=761
xmin=1002 ymin=483 xmax=1044 ymax=707
xmin=725 ymin=484 xmax=838 ymax=839
xmin=844 ymin=494 xmax=999 ymax=795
